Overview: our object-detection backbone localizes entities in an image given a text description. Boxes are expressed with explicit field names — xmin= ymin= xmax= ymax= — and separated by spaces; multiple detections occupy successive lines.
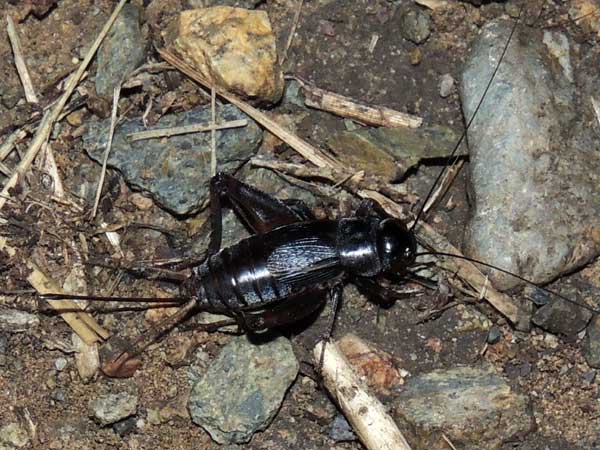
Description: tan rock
xmin=165 ymin=7 xmax=284 ymax=103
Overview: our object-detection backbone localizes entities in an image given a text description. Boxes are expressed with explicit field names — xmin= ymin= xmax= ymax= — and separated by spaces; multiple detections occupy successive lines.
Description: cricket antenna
xmin=414 ymin=250 xmax=600 ymax=315
xmin=410 ymin=4 xmax=525 ymax=231
xmin=40 ymin=293 xmax=188 ymax=303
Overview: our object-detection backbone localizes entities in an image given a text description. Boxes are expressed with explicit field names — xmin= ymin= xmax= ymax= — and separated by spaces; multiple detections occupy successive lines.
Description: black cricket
xmin=187 ymin=172 xmax=417 ymax=333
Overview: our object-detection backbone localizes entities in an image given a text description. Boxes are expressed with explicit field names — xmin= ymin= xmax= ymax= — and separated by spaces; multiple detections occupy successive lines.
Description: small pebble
xmin=89 ymin=392 xmax=139 ymax=426
xmin=129 ymin=193 xmax=154 ymax=210
xmin=439 ymin=73 xmax=455 ymax=98
xmin=329 ymin=414 xmax=357 ymax=442
xmin=410 ymin=47 xmax=422 ymax=65
xmin=54 ymin=358 xmax=68 ymax=371
xmin=400 ymin=8 xmax=431 ymax=44
xmin=112 ymin=417 xmax=137 ymax=437
xmin=583 ymin=370 xmax=597 ymax=384
xmin=487 ymin=325 xmax=502 ymax=344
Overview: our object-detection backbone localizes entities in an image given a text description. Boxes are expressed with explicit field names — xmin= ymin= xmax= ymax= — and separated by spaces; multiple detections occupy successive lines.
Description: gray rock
xmin=89 ymin=392 xmax=138 ymax=426
xmin=486 ymin=324 xmax=502 ymax=344
xmin=188 ymin=334 xmax=299 ymax=444
xmin=329 ymin=414 xmax=357 ymax=443
xmin=84 ymin=104 xmax=262 ymax=215
xmin=532 ymin=297 xmax=592 ymax=337
xmin=585 ymin=315 xmax=600 ymax=368
xmin=460 ymin=20 xmax=600 ymax=289
xmin=95 ymin=4 xmax=146 ymax=97
xmin=0 ymin=423 xmax=29 ymax=448
xmin=439 ymin=73 xmax=455 ymax=98
xmin=0 ymin=308 xmax=39 ymax=332
xmin=399 ymin=8 xmax=431 ymax=44
xmin=394 ymin=364 xmax=534 ymax=450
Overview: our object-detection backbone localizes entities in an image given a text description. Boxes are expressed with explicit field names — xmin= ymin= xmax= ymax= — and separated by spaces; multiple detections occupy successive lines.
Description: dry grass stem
xmin=128 ymin=119 xmax=248 ymax=142
xmin=298 ymin=80 xmax=423 ymax=128
xmin=0 ymin=129 xmax=27 ymax=162
xmin=368 ymin=33 xmax=379 ymax=53
xmin=592 ymin=97 xmax=600 ymax=127
xmin=0 ymin=161 xmax=12 ymax=177
xmin=159 ymin=49 xmax=342 ymax=170
xmin=27 ymin=261 xmax=110 ymax=344
xmin=6 ymin=14 xmax=39 ymax=103
xmin=314 ymin=340 xmax=413 ymax=450
xmin=422 ymin=159 xmax=464 ymax=215
xmin=0 ymin=0 xmax=130 ymax=213
xmin=91 ymin=84 xmax=121 ymax=219
xmin=281 ymin=0 xmax=304 ymax=64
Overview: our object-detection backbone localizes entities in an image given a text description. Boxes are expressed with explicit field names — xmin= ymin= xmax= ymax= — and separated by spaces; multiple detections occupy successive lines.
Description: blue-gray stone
xmin=188 ymin=334 xmax=298 ymax=444
xmin=460 ymin=20 xmax=600 ymax=289
xmin=95 ymin=4 xmax=146 ymax=97
xmin=394 ymin=364 xmax=533 ymax=450
xmin=84 ymin=104 xmax=262 ymax=215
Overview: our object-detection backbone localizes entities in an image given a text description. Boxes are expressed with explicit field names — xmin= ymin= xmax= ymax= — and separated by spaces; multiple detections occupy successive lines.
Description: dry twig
xmin=295 ymin=78 xmax=423 ymax=128
xmin=91 ymin=84 xmax=121 ymax=218
xmin=6 ymin=14 xmax=38 ymax=103
xmin=314 ymin=340 xmax=412 ymax=450
xmin=128 ymin=119 xmax=248 ymax=142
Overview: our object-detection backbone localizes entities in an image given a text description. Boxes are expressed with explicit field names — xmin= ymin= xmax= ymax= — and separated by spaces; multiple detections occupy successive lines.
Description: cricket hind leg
xmin=208 ymin=172 xmax=314 ymax=255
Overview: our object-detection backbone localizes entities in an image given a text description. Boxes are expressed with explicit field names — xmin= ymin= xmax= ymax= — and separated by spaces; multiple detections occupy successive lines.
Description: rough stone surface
xmin=166 ymin=6 xmax=284 ymax=103
xmin=95 ymin=4 xmax=146 ymax=97
xmin=532 ymin=293 xmax=592 ymax=338
xmin=585 ymin=315 xmax=600 ymax=368
xmin=460 ymin=20 xmax=600 ymax=289
xmin=0 ymin=423 xmax=29 ymax=448
xmin=188 ymin=334 xmax=299 ymax=444
xmin=439 ymin=73 xmax=455 ymax=98
xmin=399 ymin=7 xmax=431 ymax=44
xmin=0 ymin=308 xmax=39 ymax=332
xmin=328 ymin=125 xmax=462 ymax=178
xmin=89 ymin=392 xmax=138 ymax=426
xmin=84 ymin=104 xmax=262 ymax=215
xmin=394 ymin=364 xmax=534 ymax=450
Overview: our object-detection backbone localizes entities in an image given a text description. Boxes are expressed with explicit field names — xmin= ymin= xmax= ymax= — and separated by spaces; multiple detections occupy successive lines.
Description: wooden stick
xmin=6 ymin=15 xmax=38 ymax=103
xmin=0 ymin=0 xmax=129 ymax=213
xmin=27 ymin=261 xmax=110 ymax=345
xmin=314 ymin=340 xmax=412 ymax=450
xmin=159 ymin=49 xmax=343 ymax=170
xmin=91 ymin=84 xmax=121 ymax=219
xmin=299 ymin=80 xmax=423 ymax=129
xmin=127 ymin=119 xmax=248 ymax=142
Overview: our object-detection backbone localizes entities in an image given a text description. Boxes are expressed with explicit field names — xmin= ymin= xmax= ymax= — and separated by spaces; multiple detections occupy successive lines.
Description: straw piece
xmin=6 ymin=14 xmax=38 ymax=103
xmin=314 ymin=340 xmax=413 ymax=450
xmin=27 ymin=261 xmax=110 ymax=345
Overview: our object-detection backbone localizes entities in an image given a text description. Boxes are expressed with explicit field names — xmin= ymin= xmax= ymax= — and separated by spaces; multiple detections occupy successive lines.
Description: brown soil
xmin=0 ymin=1 xmax=599 ymax=449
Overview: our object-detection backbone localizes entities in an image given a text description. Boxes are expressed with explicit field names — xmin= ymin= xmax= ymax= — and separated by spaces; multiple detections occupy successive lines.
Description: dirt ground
xmin=0 ymin=0 xmax=599 ymax=449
